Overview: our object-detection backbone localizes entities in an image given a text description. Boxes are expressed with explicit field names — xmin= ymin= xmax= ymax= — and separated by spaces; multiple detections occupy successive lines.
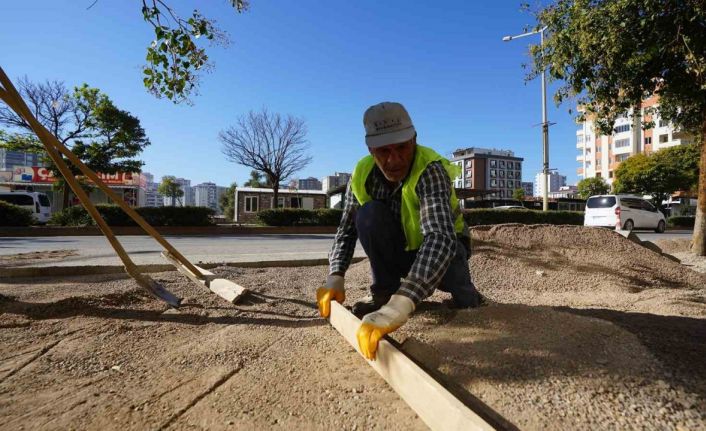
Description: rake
xmin=0 ymin=66 xmax=247 ymax=307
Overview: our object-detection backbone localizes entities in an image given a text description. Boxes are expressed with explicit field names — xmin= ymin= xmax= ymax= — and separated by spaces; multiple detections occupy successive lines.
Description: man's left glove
xmin=356 ymin=294 xmax=415 ymax=360
xmin=316 ymin=274 xmax=345 ymax=318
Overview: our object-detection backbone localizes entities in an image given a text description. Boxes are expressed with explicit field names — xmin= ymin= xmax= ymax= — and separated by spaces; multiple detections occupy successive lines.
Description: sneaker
xmin=351 ymin=293 xmax=391 ymax=318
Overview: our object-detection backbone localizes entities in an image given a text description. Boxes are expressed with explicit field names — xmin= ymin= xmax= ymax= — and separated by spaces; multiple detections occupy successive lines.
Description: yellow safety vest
xmin=350 ymin=145 xmax=465 ymax=251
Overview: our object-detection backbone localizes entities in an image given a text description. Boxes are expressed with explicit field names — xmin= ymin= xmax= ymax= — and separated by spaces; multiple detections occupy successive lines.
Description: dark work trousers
xmin=355 ymin=200 xmax=480 ymax=307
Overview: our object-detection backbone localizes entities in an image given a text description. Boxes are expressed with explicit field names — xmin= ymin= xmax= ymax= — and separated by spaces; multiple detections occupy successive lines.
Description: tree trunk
xmin=692 ymin=118 xmax=706 ymax=255
xmin=62 ymin=186 xmax=70 ymax=210
xmin=273 ymin=184 xmax=279 ymax=210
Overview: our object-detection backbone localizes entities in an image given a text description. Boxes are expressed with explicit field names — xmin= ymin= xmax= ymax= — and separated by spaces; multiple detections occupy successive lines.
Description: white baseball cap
xmin=363 ymin=102 xmax=416 ymax=148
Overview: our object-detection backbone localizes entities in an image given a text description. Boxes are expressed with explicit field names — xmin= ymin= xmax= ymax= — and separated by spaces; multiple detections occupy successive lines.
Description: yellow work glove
xmin=356 ymin=294 xmax=415 ymax=360
xmin=316 ymin=274 xmax=345 ymax=318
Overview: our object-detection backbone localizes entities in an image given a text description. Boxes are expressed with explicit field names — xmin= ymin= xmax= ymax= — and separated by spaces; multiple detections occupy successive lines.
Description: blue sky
xmin=2 ymin=0 xmax=580 ymax=187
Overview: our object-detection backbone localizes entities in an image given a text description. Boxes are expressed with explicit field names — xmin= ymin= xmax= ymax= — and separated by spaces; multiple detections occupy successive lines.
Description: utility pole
xmin=503 ymin=26 xmax=550 ymax=211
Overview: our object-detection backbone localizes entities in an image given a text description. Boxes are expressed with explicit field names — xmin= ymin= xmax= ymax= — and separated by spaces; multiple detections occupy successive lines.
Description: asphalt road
xmin=0 ymin=230 xmax=692 ymax=267
xmin=635 ymin=229 xmax=693 ymax=242
xmin=0 ymin=234 xmax=365 ymax=267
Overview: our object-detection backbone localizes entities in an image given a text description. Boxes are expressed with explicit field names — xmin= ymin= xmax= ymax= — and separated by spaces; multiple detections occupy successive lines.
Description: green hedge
xmin=667 ymin=216 xmax=695 ymax=228
xmin=463 ymin=208 xmax=584 ymax=226
xmin=0 ymin=201 xmax=35 ymax=226
xmin=49 ymin=204 xmax=215 ymax=226
xmin=256 ymin=208 xmax=343 ymax=226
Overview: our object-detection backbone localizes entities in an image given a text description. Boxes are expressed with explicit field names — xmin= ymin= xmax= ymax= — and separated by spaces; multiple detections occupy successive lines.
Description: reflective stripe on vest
xmin=350 ymin=145 xmax=465 ymax=251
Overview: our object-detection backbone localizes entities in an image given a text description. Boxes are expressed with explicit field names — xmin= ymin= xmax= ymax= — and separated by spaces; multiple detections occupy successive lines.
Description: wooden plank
xmin=329 ymin=301 xmax=502 ymax=431
xmin=161 ymin=252 xmax=247 ymax=303
xmin=208 ymin=278 xmax=248 ymax=303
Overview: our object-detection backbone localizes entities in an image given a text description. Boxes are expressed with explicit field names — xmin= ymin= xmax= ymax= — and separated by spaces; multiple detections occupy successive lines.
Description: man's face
xmin=368 ymin=136 xmax=416 ymax=183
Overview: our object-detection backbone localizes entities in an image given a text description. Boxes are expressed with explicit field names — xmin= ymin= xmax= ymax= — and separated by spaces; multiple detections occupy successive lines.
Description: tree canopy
xmin=526 ymin=0 xmax=706 ymax=254
xmin=219 ymin=181 xmax=238 ymax=220
xmin=613 ymin=144 xmax=700 ymax=204
xmin=138 ymin=1 xmax=249 ymax=104
xmin=158 ymin=175 xmax=184 ymax=206
xmin=0 ymin=79 xmax=149 ymax=208
xmin=576 ymin=177 xmax=610 ymax=199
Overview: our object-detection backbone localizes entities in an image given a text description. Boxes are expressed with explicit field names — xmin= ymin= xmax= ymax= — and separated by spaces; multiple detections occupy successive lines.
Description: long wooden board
xmin=329 ymin=301 xmax=516 ymax=431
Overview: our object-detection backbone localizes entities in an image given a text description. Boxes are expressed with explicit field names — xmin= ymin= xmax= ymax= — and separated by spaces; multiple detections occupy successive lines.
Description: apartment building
xmin=296 ymin=177 xmax=322 ymax=190
xmin=142 ymin=172 xmax=164 ymax=208
xmin=534 ymin=171 xmax=567 ymax=198
xmin=321 ymin=172 xmax=351 ymax=193
xmin=194 ymin=182 xmax=219 ymax=212
xmin=576 ymin=96 xmax=694 ymax=184
xmin=450 ymin=147 xmax=524 ymax=199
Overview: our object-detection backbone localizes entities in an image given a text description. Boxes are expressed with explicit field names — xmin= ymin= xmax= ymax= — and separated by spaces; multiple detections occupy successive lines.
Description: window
xmin=577 ymin=135 xmax=584 ymax=145
xmin=490 ymin=169 xmax=497 ymax=178
xmin=644 ymin=137 xmax=652 ymax=145
xmin=499 ymin=161 xmax=505 ymax=168
xmin=516 ymin=171 xmax=521 ymax=179
xmin=0 ymin=194 xmax=34 ymax=205
xmin=499 ymin=170 xmax=505 ymax=178
xmin=615 ymin=138 xmax=630 ymax=148
xmin=609 ymin=171 xmax=614 ymax=178
xmin=586 ymin=161 xmax=592 ymax=168
xmin=245 ymin=196 xmax=258 ymax=212
xmin=507 ymin=161 xmax=514 ymax=169
xmin=507 ymin=180 xmax=514 ymax=188
xmin=272 ymin=197 xmax=284 ymax=208
xmin=490 ymin=160 xmax=497 ymax=168
xmin=641 ymin=200 xmax=657 ymax=212
xmin=507 ymin=171 xmax=514 ymax=179
xmin=499 ymin=180 xmax=505 ymax=188
xmin=290 ymin=197 xmax=302 ymax=208
xmin=615 ymin=154 xmax=630 ymax=162
xmin=659 ymin=120 xmax=668 ymax=128
xmin=596 ymin=172 xmax=602 ymax=178
xmin=586 ymin=196 xmax=616 ymax=208
xmin=490 ymin=179 xmax=497 ymax=187
xmin=614 ymin=124 xmax=630 ymax=133
xmin=659 ymin=134 xmax=669 ymax=143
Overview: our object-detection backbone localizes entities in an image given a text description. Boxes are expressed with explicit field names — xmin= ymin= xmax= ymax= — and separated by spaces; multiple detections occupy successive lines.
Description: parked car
xmin=584 ymin=194 xmax=666 ymax=233
xmin=0 ymin=191 xmax=52 ymax=223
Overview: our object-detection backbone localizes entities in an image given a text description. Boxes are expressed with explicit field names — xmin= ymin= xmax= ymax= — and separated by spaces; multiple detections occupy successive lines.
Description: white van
xmin=0 ymin=191 xmax=52 ymax=223
xmin=584 ymin=194 xmax=666 ymax=233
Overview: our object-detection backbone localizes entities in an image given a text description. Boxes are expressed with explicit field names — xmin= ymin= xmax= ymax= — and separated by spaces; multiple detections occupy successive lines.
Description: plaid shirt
xmin=329 ymin=160 xmax=466 ymax=305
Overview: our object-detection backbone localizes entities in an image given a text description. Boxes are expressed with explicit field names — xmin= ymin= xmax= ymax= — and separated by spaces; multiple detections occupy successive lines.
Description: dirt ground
xmin=0 ymin=249 xmax=79 ymax=267
xmin=1 ymin=225 xmax=705 ymax=430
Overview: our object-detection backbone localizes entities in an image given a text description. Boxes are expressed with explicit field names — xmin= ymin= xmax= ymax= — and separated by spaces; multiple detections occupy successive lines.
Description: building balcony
xmin=576 ymin=155 xmax=584 ymax=161
xmin=577 ymin=167 xmax=584 ymax=175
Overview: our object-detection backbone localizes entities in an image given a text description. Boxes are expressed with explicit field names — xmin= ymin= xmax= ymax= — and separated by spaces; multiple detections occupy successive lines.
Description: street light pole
xmin=503 ymin=26 xmax=550 ymax=211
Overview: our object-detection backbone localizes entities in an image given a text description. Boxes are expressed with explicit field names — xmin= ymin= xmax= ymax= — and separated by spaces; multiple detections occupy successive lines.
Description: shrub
xmin=256 ymin=208 xmax=343 ymax=226
xmin=0 ymin=201 xmax=35 ymax=226
xmin=463 ymin=208 xmax=584 ymax=226
xmin=49 ymin=205 xmax=215 ymax=226
xmin=667 ymin=216 xmax=695 ymax=228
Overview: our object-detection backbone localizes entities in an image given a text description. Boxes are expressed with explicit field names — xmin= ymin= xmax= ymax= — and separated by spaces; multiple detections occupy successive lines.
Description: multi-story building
xmin=534 ymin=171 xmax=567 ymax=198
xmin=297 ymin=177 xmax=322 ymax=190
xmin=142 ymin=172 xmax=163 ymax=208
xmin=576 ymin=96 xmax=694 ymax=184
xmin=194 ymin=182 xmax=219 ymax=212
xmin=321 ymin=172 xmax=351 ymax=193
xmin=0 ymin=149 xmax=42 ymax=170
xmin=450 ymin=147 xmax=524 ymax=199
xmin=521 ymin=181 xmax=534 ymax=197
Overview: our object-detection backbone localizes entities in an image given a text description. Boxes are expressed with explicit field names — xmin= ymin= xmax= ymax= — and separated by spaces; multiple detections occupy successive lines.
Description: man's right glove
xmin=316 ymin=274 xmax=345 ymax=318
xmin=356 ymin=294 xmax=415 ymax=360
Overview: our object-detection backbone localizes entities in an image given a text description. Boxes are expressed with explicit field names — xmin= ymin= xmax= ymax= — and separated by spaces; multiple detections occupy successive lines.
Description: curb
xmin=0 ymin=257 xmax=367 ymax=279
xmin=0 ymin=225 xmax=337 ymax=237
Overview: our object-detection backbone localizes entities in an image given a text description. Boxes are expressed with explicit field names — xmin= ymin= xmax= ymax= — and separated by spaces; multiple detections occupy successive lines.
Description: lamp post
xmin=503 ymin=26 xmax=550 ymax=211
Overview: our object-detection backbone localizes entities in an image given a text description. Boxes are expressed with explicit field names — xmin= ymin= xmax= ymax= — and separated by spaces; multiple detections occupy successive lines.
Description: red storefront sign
xmin=28 ymin=167 xmax=139 ymax=186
